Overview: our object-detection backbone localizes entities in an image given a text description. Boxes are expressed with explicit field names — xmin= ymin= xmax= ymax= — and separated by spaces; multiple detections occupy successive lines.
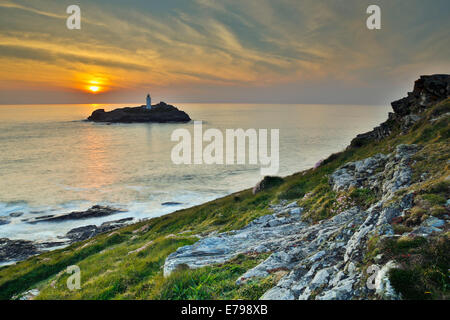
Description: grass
xmin=148 ymin=253 xmax=274 ymax=300
xmin=387 ymin=235 xmax=450 ymax=300
xmin=0 ymin=99 xmax=449 ymax=300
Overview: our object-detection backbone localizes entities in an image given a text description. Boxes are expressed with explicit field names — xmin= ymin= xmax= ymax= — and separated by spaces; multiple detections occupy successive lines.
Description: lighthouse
xmin=146 ymin=93 xmax=152 ymax=110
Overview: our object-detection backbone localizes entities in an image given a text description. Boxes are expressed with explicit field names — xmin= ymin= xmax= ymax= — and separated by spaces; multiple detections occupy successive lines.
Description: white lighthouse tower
xmin=146 ymin=93 xmax=152 ymax=110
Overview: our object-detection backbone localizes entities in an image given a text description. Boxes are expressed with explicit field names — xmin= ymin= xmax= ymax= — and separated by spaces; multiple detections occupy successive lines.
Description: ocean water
xmin=0 ymin=103 xmax=390 ymax=243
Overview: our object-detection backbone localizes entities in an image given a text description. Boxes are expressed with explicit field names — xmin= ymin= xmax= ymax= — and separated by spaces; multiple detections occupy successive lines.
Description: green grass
xmin=149 ymin=253 xmax=274 ymax=300
xmin=387 ymin=235 xmax=450 ymax=300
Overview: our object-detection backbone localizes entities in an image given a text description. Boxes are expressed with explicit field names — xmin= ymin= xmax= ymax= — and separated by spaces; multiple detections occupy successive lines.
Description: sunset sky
xmin=0 ymin=0 xmax=449 ymax=105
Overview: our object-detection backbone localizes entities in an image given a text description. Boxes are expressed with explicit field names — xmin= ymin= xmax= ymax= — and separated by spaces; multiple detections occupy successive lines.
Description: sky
xmin=0 ymin=0 xmax=449 ymax=105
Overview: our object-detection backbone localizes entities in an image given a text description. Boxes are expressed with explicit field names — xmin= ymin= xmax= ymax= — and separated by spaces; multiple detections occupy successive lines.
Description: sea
xmin=0 ymin=103 xmax=390 ymax=246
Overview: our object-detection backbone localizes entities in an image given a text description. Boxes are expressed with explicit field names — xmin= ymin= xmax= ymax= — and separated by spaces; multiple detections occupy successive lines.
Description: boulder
xmin=252 ymin=176 xmax=284 ymax=194
xmin=0 ymin=238 xmax=39 ymax=263
xmin=64 ymin=217 xmax=134 ymax=243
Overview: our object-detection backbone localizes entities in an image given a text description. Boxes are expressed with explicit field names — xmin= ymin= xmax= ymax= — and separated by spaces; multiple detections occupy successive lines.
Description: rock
xmin=252 ymin=176 xmax=284 ymax=194
xmin=0 ymin=238 xmax=39 ymax=263
xmin=330 ymin=145 xmax=418 ymax=201
xmin=410 ymin=226 xmax=442 ymax=237
xmin=65 ymin=225 xmax=98 ymax=242
xmin=316 ymin=279 xmax=354 ymax=300
xmin=0 ymin=217 xmax=10 ymax=225
xmin=87 ymin=102 xmax=191 ymax=123
xmin=260 ymin=287 xmax=295 ymax=300
xmin=29 ymin=205 xmax=125 ymax=223
xmin=98 ymin=217 xmax=134 ymax=233
xmin=162 ymin=202 xmax=183 ymax=206
xmin=392 ymin=75 xmax=450 ymax=116
xmin=64 ymin=217 xmax=134 ymax=243
xmin=310 ymin=268 xmax=331 ymax=286
xmin=9 ymin=212 xmax=23 ymax=217
xmin=421 ymin=217 xmax=445 ymax=229
xmin=401 ymin=114 xmax=421 ymax=131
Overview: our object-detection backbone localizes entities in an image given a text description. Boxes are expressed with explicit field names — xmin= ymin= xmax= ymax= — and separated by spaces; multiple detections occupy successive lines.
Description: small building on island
xmin=146 ymin=93 xmax=152 ymax=110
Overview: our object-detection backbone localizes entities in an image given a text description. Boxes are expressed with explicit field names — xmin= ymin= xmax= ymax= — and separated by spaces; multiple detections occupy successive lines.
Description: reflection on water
xmin=79 ymin=125 xmax=115 ymax=190
xmin=0 ymin=103 xmax=390 ymax=241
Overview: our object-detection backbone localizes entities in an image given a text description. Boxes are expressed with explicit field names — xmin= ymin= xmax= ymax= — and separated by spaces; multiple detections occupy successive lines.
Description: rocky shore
xmin=25 ymin=205 xmax=124 ymax=224
xmin=0 ymin=206 xmax=133 ymax=265
xmin=87 ymin=101 xmax=191 ymax=123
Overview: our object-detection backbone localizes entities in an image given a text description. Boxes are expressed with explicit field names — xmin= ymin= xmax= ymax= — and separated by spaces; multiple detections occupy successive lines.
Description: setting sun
xmin=89 ymin=85 xmax=100 ymax=93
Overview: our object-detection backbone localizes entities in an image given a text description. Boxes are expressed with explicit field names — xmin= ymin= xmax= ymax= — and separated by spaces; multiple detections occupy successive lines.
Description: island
xmin=87 ymin=96 xmax=191 ymax=123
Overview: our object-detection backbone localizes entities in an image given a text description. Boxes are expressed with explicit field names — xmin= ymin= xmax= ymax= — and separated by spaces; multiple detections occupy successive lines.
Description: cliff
xmin=1 ymin=75 xmax=448 ymax=300
xmin=350 ymin=74 xmax=450 ymax=147
xmin=87 ymin=101 xmax=191 ymax=123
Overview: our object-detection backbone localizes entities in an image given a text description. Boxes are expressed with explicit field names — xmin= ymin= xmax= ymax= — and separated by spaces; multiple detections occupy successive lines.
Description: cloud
xmin=0 ymin=0 xmax=448 ymax=104
xmin=0 ymin=44 xmax=149 ymax=72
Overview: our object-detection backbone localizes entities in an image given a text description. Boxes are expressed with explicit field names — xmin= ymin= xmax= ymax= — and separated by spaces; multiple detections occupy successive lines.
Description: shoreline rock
xmin=0 ymin=216 xmax=135 ymax=264
xmin=27 ymin=205 xmax=125 ymax=223
xmin=63 ymin=217 xmax=134 ymax=243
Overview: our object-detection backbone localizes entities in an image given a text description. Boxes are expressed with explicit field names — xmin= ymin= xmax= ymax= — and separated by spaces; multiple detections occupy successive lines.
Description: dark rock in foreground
xmin=0 ymin=216 xmax=135 ymax=263
xmin=28 ymin=205 xmax=124 ymax=223
xmin=0 ymin=238 xmax=65 ymax=264
xmin=87 ymin=101 xmax=191 ymax=123
xmin=0 ymin=238 xmax=39 ymax=263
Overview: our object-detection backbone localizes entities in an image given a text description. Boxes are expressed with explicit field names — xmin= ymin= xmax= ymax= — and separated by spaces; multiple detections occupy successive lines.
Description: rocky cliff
xmin=350 ymin=74 xmax=450 ymax=147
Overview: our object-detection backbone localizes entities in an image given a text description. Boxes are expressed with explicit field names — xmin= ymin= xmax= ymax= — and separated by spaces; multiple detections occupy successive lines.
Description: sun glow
xmin=89 ymin=85 xmax=100 ymax=93
xmin=75 ymin=73 xmax=111 ymax=94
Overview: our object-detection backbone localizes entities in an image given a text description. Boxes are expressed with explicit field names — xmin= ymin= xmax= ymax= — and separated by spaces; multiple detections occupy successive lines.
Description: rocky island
xmin=87 ymin=101 xmax=191 ymax=123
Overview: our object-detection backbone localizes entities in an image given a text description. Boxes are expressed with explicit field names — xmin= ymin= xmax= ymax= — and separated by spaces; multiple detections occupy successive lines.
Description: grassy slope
xmin=0 ymin=99 xmax=448 ymax=300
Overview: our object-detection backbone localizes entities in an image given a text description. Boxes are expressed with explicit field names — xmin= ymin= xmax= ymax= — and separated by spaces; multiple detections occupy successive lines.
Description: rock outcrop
xmin=87 ymin=102 xmax=191 ymax=123
xmin=0 ymin=238 xmax=66 ymax=264
xmin=64 ymin=217 xmax=134 ymax=242
xmin=350 ymin=74 xmax=450 ymax=147
xmin=252 ymin=176 xmax=284 ymax=194
xmin=27 ymin=205 xmax=124 ymax=223
xmin=164 ymin=142 xmax=448 ymax=299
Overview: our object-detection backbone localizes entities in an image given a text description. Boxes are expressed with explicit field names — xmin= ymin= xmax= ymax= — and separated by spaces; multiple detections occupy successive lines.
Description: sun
xmin=89 ymin=85 xmax=100 ymax=93
xmin=79 ymin=76 xmax=108 ymax=94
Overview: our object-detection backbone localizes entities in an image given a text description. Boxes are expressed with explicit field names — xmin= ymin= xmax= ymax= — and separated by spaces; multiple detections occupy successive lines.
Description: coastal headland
xmin=1 ymin=75 xmax=448 ymax=300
